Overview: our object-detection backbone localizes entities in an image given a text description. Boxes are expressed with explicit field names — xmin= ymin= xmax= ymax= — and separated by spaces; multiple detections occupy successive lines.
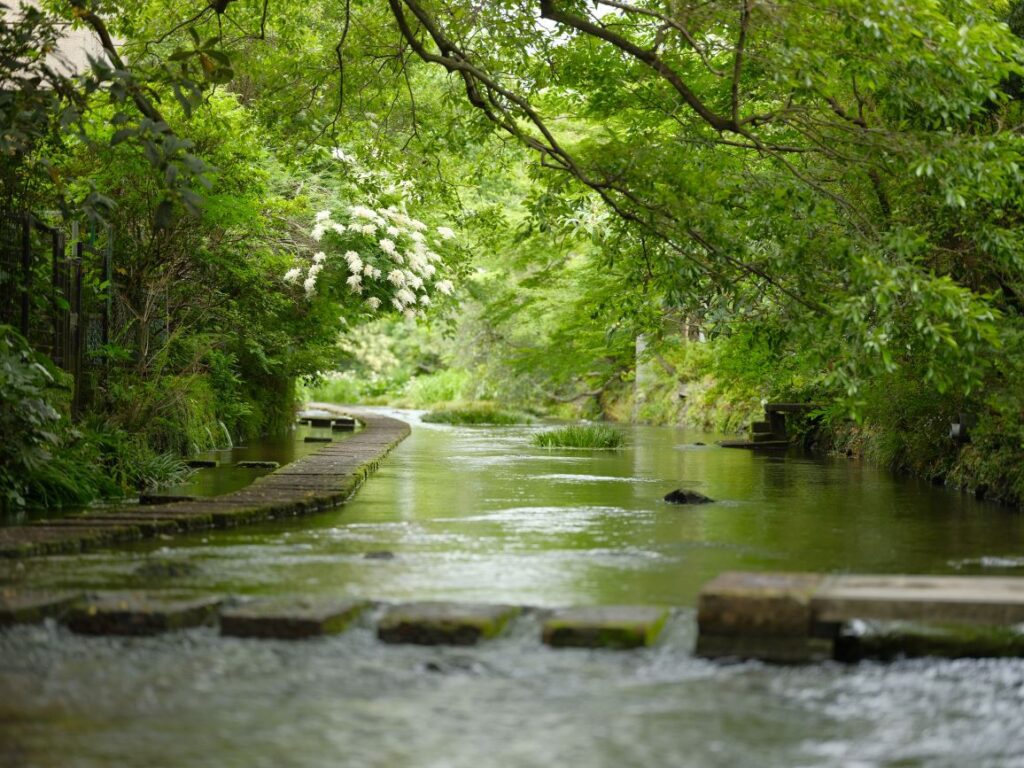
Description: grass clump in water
xmin=422 ymin=404 xmax=530 ymax=425
xmin=532 ymin=424 xmax=624 ymax=449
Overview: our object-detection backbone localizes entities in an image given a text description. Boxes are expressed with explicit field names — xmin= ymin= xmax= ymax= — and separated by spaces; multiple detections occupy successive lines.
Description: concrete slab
xmin=0 ymin=589 xmax=81 ymax=626
xmin=813 ymin=575 xmax=1024 ymax=626
xmin=65 ymin=594 xmax=222 ymax=635
xmin=220 ymin=597 xmax=367 ymax=639
xmin=698 ymin=571 xmax=825 ymax=637
xmin=542 ymin=605 xmax=669 ymax=649
xmin=696 ymin=633 xmax=834 ymax=663
xmin=378 ymin=602 xmax=519 ymax=646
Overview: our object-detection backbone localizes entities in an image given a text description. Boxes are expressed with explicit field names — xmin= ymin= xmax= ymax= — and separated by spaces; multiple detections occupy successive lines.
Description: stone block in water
xmin=697 ymin=571 xmax=825 ymax=637
xmin=0 ymin=589 xmax=81 ymax=626
xmin=542 ymin=606 xmax=669 ymax=649
xmin=220 ymin=597 xmax=367 ymax=639
xmin=65 ymin=593 xmax=222 ymax=635
xmin=696 ymin=633 xmax=834 ymax=663
xmin=378 ymin=602 xmax=519 ymax=645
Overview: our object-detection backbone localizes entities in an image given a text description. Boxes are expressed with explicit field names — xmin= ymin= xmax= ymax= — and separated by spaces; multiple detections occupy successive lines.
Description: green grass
xmin=421 ymin=404 xmax=530 ymax=425
xmin=531 ymin=424 xmax=624 ymax=449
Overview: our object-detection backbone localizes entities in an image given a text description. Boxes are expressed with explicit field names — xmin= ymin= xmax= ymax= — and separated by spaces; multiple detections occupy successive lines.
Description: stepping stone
xmin=304 ymin=436 xmax=333 ymax=443
xmin=57 ymin=516 xmax=180 ymax=536
xmin=235 ymin=461 xmax=279 ymax=469
xmin=65 ymin=594 xmax=222 ymax=635
xmin=542 ymin=606 xmax=669 ymax=649
xmin=186 ymin=459 xmax=218 ymax=468
xmin=697 ymin=571 xmax=825 ymax=637
xmin=220 ymin=597 xmax=367 ymax=639
xmin=378 ymin=602 xmax=519 ymax=646
xmin=139 ymin=494 xmax=196 ymax=505
xmin=0 ymin=526 xmax=106 ymax=558
xmin=0 ymin=589 xmax=81 ymax=626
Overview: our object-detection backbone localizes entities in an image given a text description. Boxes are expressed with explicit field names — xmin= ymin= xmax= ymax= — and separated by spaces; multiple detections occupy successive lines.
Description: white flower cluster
xmin=282 ymin=203 xmax=458 ymax=317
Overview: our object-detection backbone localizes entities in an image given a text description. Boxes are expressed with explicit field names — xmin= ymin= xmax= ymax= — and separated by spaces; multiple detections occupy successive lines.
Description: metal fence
xmin=0 ymin=210 xmax=111 ymax=417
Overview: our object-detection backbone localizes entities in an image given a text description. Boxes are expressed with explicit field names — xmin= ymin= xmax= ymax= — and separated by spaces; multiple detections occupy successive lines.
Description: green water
xmin=1 ymin=409 xmax=1023 ymax=767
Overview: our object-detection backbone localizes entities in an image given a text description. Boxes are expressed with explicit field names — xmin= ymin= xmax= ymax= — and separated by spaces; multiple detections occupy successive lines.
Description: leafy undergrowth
xmin=422 ymin=403 xmax=531 ymax=425
xmin=532 ymin=424 xmax=624 ymax=449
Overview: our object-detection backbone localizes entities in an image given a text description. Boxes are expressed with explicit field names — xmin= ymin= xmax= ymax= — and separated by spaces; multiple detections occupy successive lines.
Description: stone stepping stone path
xmin=221 ymin=597 xmax=367 ymax=639
xmin=542 ymin=605 xmax=669 ymax=649
xmin=0 ymin=409 xmax=410 ymax=559
xmin=65 ymin=593 xmax=223 ymax=636
xmin=378 ymin=602 xmax=521 ymax=646
xmin=0 ymin=589 xmax=676 ymax=650
xmin=0 ymin=588 xmax=80 ymax=626
xmin=697 ymin=571 xmax=1024 ymax=662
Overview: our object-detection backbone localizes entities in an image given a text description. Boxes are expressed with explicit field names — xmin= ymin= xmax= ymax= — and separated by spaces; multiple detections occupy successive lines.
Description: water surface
xmin=1 ymin=409 xmax=1022 ymax=767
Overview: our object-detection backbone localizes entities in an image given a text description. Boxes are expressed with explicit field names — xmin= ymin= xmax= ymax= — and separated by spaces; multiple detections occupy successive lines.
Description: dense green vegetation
xmin=533 ymin=425 xmax=625 ymax=450
xmin=421 ymin=405 xmax=530 ymax=426
xmin=4 ymin=0 xmax=1024 ymax=507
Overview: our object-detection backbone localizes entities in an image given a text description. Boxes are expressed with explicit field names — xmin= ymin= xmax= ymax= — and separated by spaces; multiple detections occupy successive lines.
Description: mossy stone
xmin=543 ymin=606 xmax=669 ymax=649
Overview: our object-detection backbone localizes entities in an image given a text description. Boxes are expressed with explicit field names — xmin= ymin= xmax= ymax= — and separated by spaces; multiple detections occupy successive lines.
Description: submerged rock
xmin=664 ymin=489 xmax=714 ymax=504
xmin=364 ymin=550 xmax=395 ymax=560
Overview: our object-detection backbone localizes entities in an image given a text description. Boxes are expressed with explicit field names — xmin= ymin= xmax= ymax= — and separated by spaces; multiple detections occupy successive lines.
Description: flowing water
xmin=2 ymin=409 xmax=1023 ymax=767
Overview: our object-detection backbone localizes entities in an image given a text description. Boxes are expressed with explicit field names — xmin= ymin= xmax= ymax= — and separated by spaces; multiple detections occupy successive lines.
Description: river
xmin=1 ymin=409 xmax=1022 ymax=767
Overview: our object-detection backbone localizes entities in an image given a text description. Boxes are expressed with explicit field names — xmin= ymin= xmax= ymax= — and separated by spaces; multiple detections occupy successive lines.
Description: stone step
xmin=378 ymin=602 xmax=520 ymax=646
xmin=542 ymin=605 xmax=669 ymax=649
xmin=220 ymin=597 xmax=368 ymax=639
xmin=304 ymin=436 xmax=334 ymax=443
xmin=751 ymin=420 xmax=771 ymax=433
xmin=138 ymin=494 xmax=196 ymax=505
xmin=235 ymin=461 xmax=280 ymax=469
xmin=697 ymin=571 xmax=1024 ymax=663
xmin=65 ymin=594 xmax=222 ymax=635
xmin=814 ymin=575 xmax=1024 ymax=626
xmin=0 ymin=589 xmax=81 ymax=626
xmin=186 ymin=459 xmax=218 ymax=468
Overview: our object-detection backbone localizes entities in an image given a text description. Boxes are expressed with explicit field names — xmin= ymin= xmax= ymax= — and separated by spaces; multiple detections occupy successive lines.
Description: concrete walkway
xmin=0 ymin=407 xmax=410 ymax=558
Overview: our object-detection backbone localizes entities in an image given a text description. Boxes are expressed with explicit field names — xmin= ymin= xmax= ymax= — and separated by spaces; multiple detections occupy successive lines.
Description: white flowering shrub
xmin=283 ymin=203 xmax=457 ymax=320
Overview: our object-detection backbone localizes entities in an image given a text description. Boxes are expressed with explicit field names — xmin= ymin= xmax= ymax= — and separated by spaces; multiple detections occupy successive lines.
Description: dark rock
xmin=235 ymin=461 xmax=280 ymax=469
xmin=664 ymin=488 xmax=714 ymax=504
xmin=693 ymin=442 xmax=706 ymax=446
xmin=186 ymin=459 xmax=218 ymax=468
xmin=364 ymin=550 xmax=395 ymax=560
xmin=304 ymin=436 xmax=333 ymax=443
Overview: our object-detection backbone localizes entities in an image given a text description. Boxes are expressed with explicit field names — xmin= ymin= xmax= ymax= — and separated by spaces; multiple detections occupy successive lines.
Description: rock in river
xmin=664 ymin=489 xmax=714 ymax=504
